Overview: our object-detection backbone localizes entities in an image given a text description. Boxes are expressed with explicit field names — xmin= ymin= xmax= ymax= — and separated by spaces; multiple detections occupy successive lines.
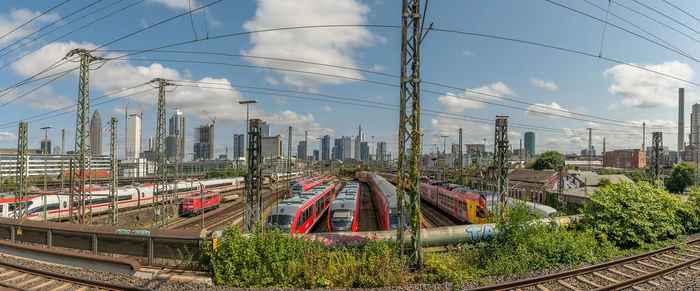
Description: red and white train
xmin=378 ymin=172 xmax=490 ymax=224
xmin=179 ymin=191 xmax=221 ymax=216
xmin=356 ymin=171 xmax=409 ymax=230
xmin=0 ymin=172 xmax=303 ymax=221
xmin=267 ymin=184 xmax=336 ymax=233
xmin=327 ymin=183 xmax=360 ymax=232
xmin=288 ymin=175 xmax=327 ymax=198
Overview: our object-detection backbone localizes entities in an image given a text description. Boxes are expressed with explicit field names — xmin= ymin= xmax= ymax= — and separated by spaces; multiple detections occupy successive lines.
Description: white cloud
xmin=0 ymin=132 xmax=17 ymax=142
xmin=371 ymin=64 xmax=386 ymax=71
xmin=321 ymin=106 xmax=336 ymax=112
xmin=437 ymin=81 xmax=516 ymax=112
xmin=524 ymin=102 xmax=571 ymax=119
xmin=242 ymin=0 xmax=377 ymax=88
xmin=607 ymin=103 xmax=618 ymax=110
xmin=604 ymin=61 xmax=693 ymax=108
xmin=273 ymin=96 xmax=288 ymax=105
xmin=530 ymin=77 xmax=557 ymax=90
xmin=429 ymin=114 xmax=491 ymax=138
xmin=147 ymin=0 xmax=195 ymax=10
xmin=622 ymin=119 xmax=675 ymax=129
xmin=586 ymin=121 xmax=601 ymax=127
xmin=462 ymin=50 xmax=473 ymax=57
xmin=509 ymin=131 xmax=521 ymax=138
xmin=0 ymin=8 xmax=59 ymax=46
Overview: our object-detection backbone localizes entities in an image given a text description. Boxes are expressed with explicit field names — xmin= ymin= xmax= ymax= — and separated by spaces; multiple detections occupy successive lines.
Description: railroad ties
xmin=466 ymin=238 xmax=700 ymax=291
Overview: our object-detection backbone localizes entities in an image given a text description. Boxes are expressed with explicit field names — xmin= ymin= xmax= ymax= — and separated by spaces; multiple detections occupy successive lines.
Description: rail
xmin=0 ymin=218 xmax=203 ymax=266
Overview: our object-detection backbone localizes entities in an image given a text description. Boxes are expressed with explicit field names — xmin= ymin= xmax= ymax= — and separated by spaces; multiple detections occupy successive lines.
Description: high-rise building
xmin=334 ymin=138 xmax=342 ymax=160
xmin=168 ymin=109 xmax=186 ymax=161
xmin=691 ymin=104 xmax=700 ymax=146
xmin=90 ymin=110 xmax=102 ymax=155
xmin=376 ymin=141 xmax=387 ymax=160
xmin=354 ymin=137 xmax=360 ymax=160
xmin=262 ymin=122 xmax=271 ymax=137
xmin=166 ymin=135 xmax=178 ymax=160
xmin=360 ymin=141 xmax=369 ymax=160
xmin=194 ymin=124 xmax=214 ymax=160
xmin=297 ymin=140 xmax=307 ymax=160
xmin=126 ymin=114 xmax=141 ymax=159
xmin=358 ymin=125 xmax=364 ymax=142
xmin=233 ymin=134 xmax=245 ymax=159
xmin=40 ymin=139 xmax=52 ymax=154
xmin=262 ymin=135 xmax=283 ymax=157
xmin=679 ymin=88 xmax=685 ymax=153
xmin=321 ymin=135 xmax=330 ymax=161
xmin=524 ymin=132 xmax=535 ymax=156
xmin=147 ymin=136 xmax=156 ymax=152
xmin=53 ymin=146 xmax=61 ymax=155
xmin=342 ymin=136 xmax=355 ymax=160
xmin=313 ymin=149 xmax=319 ymax=161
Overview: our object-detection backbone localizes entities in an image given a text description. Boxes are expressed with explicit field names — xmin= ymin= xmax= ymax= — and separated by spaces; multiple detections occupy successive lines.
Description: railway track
xmin=0 ymin=259 xmax=152 ymax=291
xmin=420 ymin=201 xmax=458 ymax=228
xmin=468 ymin=238 xmax=700 ymax=291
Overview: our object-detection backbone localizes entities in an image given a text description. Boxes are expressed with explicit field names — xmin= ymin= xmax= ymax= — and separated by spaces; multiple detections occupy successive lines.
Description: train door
xmin=136 ymin=188 xmax=142 ymax=209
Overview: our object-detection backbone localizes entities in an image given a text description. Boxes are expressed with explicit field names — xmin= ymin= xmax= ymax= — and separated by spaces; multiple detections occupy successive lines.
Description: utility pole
xmin=397 ymin=0 xmax=428 ymax=267
xmin=107 ymin=117 xmax=118 ymax=226
xmin=651 ymin=132 xmax=663 ymax=182
xmin=14 ymin=122 xmax=28 ymax=219
xmin=642 ymin=122 xmax=646 ymax=151
xmin=66 ymin=48 xmax=104 ymax=224
xmin=245 ymin=119 xmax=263 ymax=232
xmin=494 ymin=116 xmax=509 ymax=216
xmin=557 ymin=164 xmax=566 ymax=212
xmin=458 ymin=129 xmax=463 ymax=184
xmin=60 ymin=128 xmax=65 ymax=189
xmin=519 ymin=139 xmax=523 ymax=167
xmin=602 ymin=137 xmax=606 ymax=160
xmin=41 ymin=126 xmax=52 ymax=220
xmin=150 ymin=78 xmax=173 ymax=228
xmin=587 ymin=128 xmax=592 ymax=171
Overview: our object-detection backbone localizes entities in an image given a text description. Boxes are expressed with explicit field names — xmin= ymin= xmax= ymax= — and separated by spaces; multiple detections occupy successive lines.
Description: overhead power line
xmin=662 ymin=0 xmax=700 ymax=23
xmin=611 ymin=0 xmax=700 ymax=46
xmin=629 ymin=0 xmax=700 ymax=36
xmin=0 ymin=0 xmax=70 ymax=42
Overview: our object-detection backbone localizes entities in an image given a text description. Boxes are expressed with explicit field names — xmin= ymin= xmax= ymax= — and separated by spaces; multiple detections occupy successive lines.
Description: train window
xmin=476 ymin=207 xmax=486 ymax=218
xmin=63 ymin=201 xmax=67 ymax=208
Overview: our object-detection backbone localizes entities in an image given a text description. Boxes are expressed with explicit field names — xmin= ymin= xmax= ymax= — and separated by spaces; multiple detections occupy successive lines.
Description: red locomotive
xmin=179 ymin=192 xmax=221 ymax=216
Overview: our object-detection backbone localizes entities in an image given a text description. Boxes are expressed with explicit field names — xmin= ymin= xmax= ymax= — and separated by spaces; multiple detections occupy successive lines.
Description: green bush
xmin=478 ymin=202 xmax=614 ymax=275
xmin=526 ymin=151 xmax=564 ymax=170
xmin=422 ymin=247 xmax=480 ymax=286
xmin=666 ymin=162 xmax=697 ymax=193
xmin=204 ymin=168 xmax=246 ymax=179
xmin=582 ymin=181 xmax=693 ymax=248
xmin=200 ymin=226 xmax=409 ymax=288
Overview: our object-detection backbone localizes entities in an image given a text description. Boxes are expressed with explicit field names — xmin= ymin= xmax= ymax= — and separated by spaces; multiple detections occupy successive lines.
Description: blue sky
xmin=0 ymin=0 xmax=699 ymax=159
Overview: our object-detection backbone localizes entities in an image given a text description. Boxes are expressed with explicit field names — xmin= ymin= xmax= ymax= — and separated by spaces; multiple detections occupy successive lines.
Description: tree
xmin=666 ymin=162 xmax=696 ymax=193
xmin=598 ymin=177 xmax=612 ymax=187
xmin=526 ymin=151 xmax=564 ymax=170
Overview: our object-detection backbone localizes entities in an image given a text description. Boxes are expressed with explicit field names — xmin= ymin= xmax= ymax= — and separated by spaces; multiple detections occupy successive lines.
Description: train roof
xmin=271 ymin=184 xmax=333 ymax=215
xmin=329 ymin=194 xmax=357 ymax=212
xmin=364 ymin=172 xmax=407 ymax=210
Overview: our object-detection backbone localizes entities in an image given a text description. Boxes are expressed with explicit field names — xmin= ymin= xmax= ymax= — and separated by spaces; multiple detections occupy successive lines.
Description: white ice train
xmin=0 ymin=172 xmax=303 ymax=221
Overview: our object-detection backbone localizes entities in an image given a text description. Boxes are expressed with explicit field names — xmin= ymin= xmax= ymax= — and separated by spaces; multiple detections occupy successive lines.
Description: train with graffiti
xmin=0 ymin=171 xmax=304 ymax=221
xmin=378 ymin=172 xmax=490 ymax=224
xmin=267 ymin=184 xmax=336 ymax=233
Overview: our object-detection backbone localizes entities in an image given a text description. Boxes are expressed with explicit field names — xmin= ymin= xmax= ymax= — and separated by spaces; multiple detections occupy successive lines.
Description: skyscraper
xmin=360 ymin=141 xmax=369 ymax=160
xmin=297 ymin=140 xmax=307 ymax=160
xmin=126 ymin=114 xmax=141 ymax=159
xmin=262 ymin=121 xmax=271 ymax=137
xmin=147 ymin=136 xmax=156 ymax=152
xmin=40 ymin=140 xmax=52 ymax=154
xmin=321 ymin=135 xmax=330 ymax=161
xmin=524 ymin=132 xmax=535 ymax=156
xmin=342 ymin=136 xmax=355 ymax=160
xmin=168 ymin=109 xmax=186 ymax=161
xmin=691 ymin=104 xmax=700 ymax=146
xmin=233 ymin=134 xmax=245 ymax=159
xmin=376 ymin=141 xmax=387 ymax=160
xmin=313 ymin=149 xmax=319 ymax=161
xmin=194 ymin=124 xmax=214 ymax=160
xmin=90 ymin=110 xmax=102 ymax=155
xmin=334 ymin=138 xmax=342 ymax=160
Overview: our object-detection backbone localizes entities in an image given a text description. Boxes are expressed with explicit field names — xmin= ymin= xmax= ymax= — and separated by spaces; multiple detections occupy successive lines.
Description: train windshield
xmin=330 ymin=210 xmax=352 ymax=222
xmin=267 ymin=214 xmax=295 ymax=230
xmin=290 ymin=184 xmax=304 ymax=196
xmin=183 ymin=198 xmax=195 ymax=204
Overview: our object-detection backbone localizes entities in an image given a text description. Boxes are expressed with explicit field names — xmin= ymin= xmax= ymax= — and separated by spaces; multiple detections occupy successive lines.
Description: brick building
xmin=603 ymin=149 xmax=646 ymax=169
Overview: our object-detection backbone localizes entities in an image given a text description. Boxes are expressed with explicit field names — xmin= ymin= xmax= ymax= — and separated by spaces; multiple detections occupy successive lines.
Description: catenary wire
xmin=0 ymin=0 xmax=70 ymax=42
xmin=662 ymin=0 xmax=700 ymax=23
xmin=611 ymin=0 xmax=700 ymax=45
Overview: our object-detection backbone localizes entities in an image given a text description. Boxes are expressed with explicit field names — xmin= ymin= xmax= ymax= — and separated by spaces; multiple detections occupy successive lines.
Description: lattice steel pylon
xmin=397 ymin=0 xmax=429 ymax=267
xmin=150 ymin=78 xmax=173 ymax=228
xmin=494 ymin=116 xmax=509 ymax=216
xmin=13 ymin=122 xmax=28 ymax=219
xmin=66 ymin=48 xmax=104 ymax=224
xmin=651 ymin=132 xmax=663 ymax=182
xmin=245 ymin=119 xmax=263 ymax=232
xmin=107 ymin=117 xmax=118 ymax=226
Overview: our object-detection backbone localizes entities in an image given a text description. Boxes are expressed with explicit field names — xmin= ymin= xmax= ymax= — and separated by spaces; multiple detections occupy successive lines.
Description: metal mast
xmin=397 ymin=0 xmax=428 ymax=266
xmin=150 ymin=78 xmax=173 ymax=228
xmin=494 ymin=116 xmax=509 ymax=216
xmin=458 ymin=128 xmax=462 ymax=183
xmin=587 ymin=128 xmax=592 ymax=171
xmin=651 ymin=132 xmax=663 ymax=182
xmin=66 ymin=48 xmax=103 ymax=224
xmin=107 ymin=117 xmax=118 ymax=225
xmin=245 ymin=119 xmax=263 ymax=232
xmin=14 ymin=122 xmax=28 ymax=219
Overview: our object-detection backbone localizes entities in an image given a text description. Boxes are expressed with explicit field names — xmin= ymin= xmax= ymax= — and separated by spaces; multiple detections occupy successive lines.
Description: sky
xmin=0 ymin=0 xmax=699 ymax=159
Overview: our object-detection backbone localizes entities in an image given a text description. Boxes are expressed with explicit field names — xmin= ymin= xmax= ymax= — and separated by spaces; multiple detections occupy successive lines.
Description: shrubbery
xmin=582 ymin=181 xmax=698 ymax=248
xmin=204 ymin=168 xmax=246 ymax=179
